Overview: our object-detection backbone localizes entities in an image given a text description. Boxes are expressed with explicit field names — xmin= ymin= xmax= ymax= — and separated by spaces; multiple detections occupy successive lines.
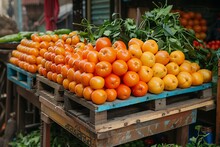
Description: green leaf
xmin=103 ymin=30 xmax=111 ymax=36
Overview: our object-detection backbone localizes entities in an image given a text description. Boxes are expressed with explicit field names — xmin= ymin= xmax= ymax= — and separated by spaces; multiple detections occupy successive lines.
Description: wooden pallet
xmin=7 ymin=63 xmax=36 ymax=90
xmin=64 ymin=83 xmax=213 ymax=128
xmin=37 ymin=74 xmax=64 ymax=103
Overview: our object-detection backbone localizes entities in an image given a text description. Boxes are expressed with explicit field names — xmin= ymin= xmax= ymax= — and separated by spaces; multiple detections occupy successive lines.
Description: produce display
xmin=8 ymin=5 xmax=214 ymax=105
xmin=178 ymin=11 xmax=207 ymax=40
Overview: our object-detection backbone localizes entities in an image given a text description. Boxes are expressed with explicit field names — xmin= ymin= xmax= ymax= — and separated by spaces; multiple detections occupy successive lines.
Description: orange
xmin=140 ymin=51 xmax=155 ymax=67
xmin=105 ymin=89 xmax=117 ymax=102
xmin=169 ymin=50 xmax=185 ymax=65
xmin=68 ymin=81 xmax=77 ymax=93
xmin=95 ymin=37 xmax=112 ymax=52
xmin=95 ymin=61 xmax=112 ymax=77
xmin=74 ymin=83 xmax=84 ymax=97
xmin=83 ymin=86 xmax=94 ymax=101
xmin=63 ymin=78 xmax=70 ymax=90
xmin=191 ymin=72 xmax=204 ymax=86
xmin=122 ymin=71 xmax=140 ymax=87
xmin=166 ymin=62 xmax=180 ymax=76
xmin=197 ymin=69 xmax=212 ymax=83
xmin=89 ymin=76 xmax=105 ymax=89
xmin=98 ymin=47 xmax=116 ymax=63
xmin=116 ymin=49 xmax=131 ymax=62
xmin=148 ymin=77 xmax=164 ymax=94
xmin=127 ymin=58 xmax=142 ymax=72
xmin=152 ymin=63 xmax=167 ymax=78
xmin=141 ymin=39 xmax=158 ymax=54
xmin=179 ymin=62 xmax=192 ymax=73
xmin=131 ymin=81 xmax=148 ymax=97
xmin=128 ymin=38 xmax=143 ymax=47
xmin=81 ymin=72 xmax=93 ymax=87
xmin=177 ymin=71 xmax=192 ymax=88
xmin=163 ymin=74 xmax=178 ymax=91
xmin=128 ymin=44 xmax=142 ymax=58
xmin=191 ymin=62 xmax=200 ymax=73
xmin=91 ymin=89 xmax=107 ymax=105
xmin=112 ymin=60 xmax=128 ymax=76
xmin=155 ymin=50 xmax=170 ymax=65
xmin=138 ymin=66 xmax=153 ymax=83
xmin=116 ymin=84 xmax=131 ymax=100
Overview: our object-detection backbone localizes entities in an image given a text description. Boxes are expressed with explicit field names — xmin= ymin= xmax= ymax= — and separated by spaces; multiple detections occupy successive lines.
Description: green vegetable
xmin=0 ymin=33 xmax=21 ymax=43
xmin=54 ymin=29 xmax=72 ymax=35
xmin=19 ymin=31 xmax=35 ymax=39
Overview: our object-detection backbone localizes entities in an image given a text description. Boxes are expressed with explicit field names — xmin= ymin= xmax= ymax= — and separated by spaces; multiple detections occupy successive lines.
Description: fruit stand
xmin=1 ymin=4 xmax=219 ymax=147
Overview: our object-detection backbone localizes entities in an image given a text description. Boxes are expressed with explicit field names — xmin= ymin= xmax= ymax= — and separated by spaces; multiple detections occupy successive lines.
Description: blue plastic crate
xmin=7 ymin=63 xmax=36 ymax=90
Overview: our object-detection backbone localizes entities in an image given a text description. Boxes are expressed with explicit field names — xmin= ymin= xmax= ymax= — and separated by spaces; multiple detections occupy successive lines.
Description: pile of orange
xmin=10 ymin=38 xmax=40 ymax=73
xmin=179 ymin=11 xmax=207 ymax=40
xmin=9 ymin=32 xmax=212 ymax=105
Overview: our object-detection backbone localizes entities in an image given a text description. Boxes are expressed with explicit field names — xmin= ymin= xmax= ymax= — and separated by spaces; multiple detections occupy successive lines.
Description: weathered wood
xmin=216 ymin=61 xmax=220 ymax=144
xmin=17 ymin=95 xmax=25 ymax=133
xmin=199 ymin=88 xmax=212 ymax=99
xmin=149 ymin=98 xmax=166 ymax=110
xmin=176 ymin=125 xmax=189 ymax=146
xmin=95 ymin=97 xmax=214 ymax=133
xmin=42 ymin=121 xmax=51 ymax=147
xmin=41 ymin=112 xmax=51 ymax=124
xmin=37 ymin=74 xmax=64 ymax=102
xmin=41 ymin=94 xmax=197 ymax=147
xmin=90 ymin=111 xmax=107 ymax=125
xmin=16 ymin=85 xmax=40 ymax=109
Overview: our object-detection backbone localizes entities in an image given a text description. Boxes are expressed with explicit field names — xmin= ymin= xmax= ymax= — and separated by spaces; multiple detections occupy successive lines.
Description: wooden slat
xmin=95 ymin=98 xmax=214 ymax=133
xmin=65 ymin=83 xmax=212 ymax=113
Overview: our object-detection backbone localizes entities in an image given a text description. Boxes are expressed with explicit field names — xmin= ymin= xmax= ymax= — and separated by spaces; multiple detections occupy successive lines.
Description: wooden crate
xmin=36 ymin=74 xmax=64 ymax=103
xmin=64 ymin=83 xmax=213 ymax=127
xmin=7 ymin=63 xmax=36 ymax=90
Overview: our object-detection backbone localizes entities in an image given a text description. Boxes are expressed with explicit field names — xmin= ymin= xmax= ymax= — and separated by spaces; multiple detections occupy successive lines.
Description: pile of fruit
xmin=178 ymin=11 xmax=207 ymax=40
xmin=9 ymin=32 xmax=212 ymax=105
xmin=193 ymin=40 xmax=220 ymax=50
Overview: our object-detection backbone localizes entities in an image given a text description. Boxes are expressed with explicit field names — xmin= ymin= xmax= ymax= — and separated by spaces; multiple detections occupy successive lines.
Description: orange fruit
xmin=74 ymin=83 xmax=84 ymax=97
xmin=197 ymin=69 xmax=212 ymax=83
xmin=105 ymin=89 xmax=117 ymax=102
xmin=155 ymin=50 xmax=170 ymax=65
xmin=89 ymin=76 xmax=105 ymax=89
xmin=163 ymin=74 xmax=178 ymax=91
xmin=141 ymin=39 xmax=158 ymax=54
xmin=152 ymin=63 xmax=167 ymax=78
xmin=140 ymin=51 xmax=155 ymax=67
xmin=191 ymin=62 xmax=200 ymax=73
xmin=128 ymin=38 xmax=143 ymax=47
xmin=166 ymin=62 xmax=180 ymax=76
xmin=91 ymin=89 xmax=107 ymax=105
xmin=128 ymin=44 xmax=142 ymax=58
xmin=179 ymin=62 xmax=192 ymax=73
xmin=169 ymin=50 xmax=185 ymax=65
xmin=83 ymin=86 xmax=94 ymax=101
xmin=177 ymin=71 xmax=192 ymax=88
xmin=191 ymin=72 xmax=204 ymax=86
xmin=148 ymin=77 xmax=164 ymax=94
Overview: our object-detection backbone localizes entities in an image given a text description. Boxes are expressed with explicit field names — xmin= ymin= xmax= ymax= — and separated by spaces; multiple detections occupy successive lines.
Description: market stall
xmin=1 ymin=1 xmax=220 ymax=146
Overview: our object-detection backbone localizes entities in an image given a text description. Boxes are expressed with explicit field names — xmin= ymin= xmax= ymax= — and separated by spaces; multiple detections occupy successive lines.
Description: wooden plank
xmin=65 ymin=83 xmax=212 ymax=113
xmin=216 ymin=73 xmax=220 ymax=144
xmin=16 ymin=85 xmax=40 ymax=109
xmin=42 ymin=121 xmax=51 ymax=147
xmin=176 ymin=125 xmax=189 ymax=146
xmin=37 ymin=75 xmax=64 ymax=102
xmin=41 ymin=112 xmax=51 ymax=124
xmin=37 ymin=74 xmax=63 ymax=91
xmin=96 ymin=110 xmax=196 ymax=147
xmin=95 ymin=97 xmax=214 ymax=133
xmin=40 ymin=95 xmax=197 ymax=147
xmin=16 ymin=95 xmax=25 ymax=133
xmin=41 ymin=103 xmax=97 ymax=146
xmin=40 ymin=96 xmax=96 ymax=132
xmin=7 ymin=63 xmax=36 ymax=90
